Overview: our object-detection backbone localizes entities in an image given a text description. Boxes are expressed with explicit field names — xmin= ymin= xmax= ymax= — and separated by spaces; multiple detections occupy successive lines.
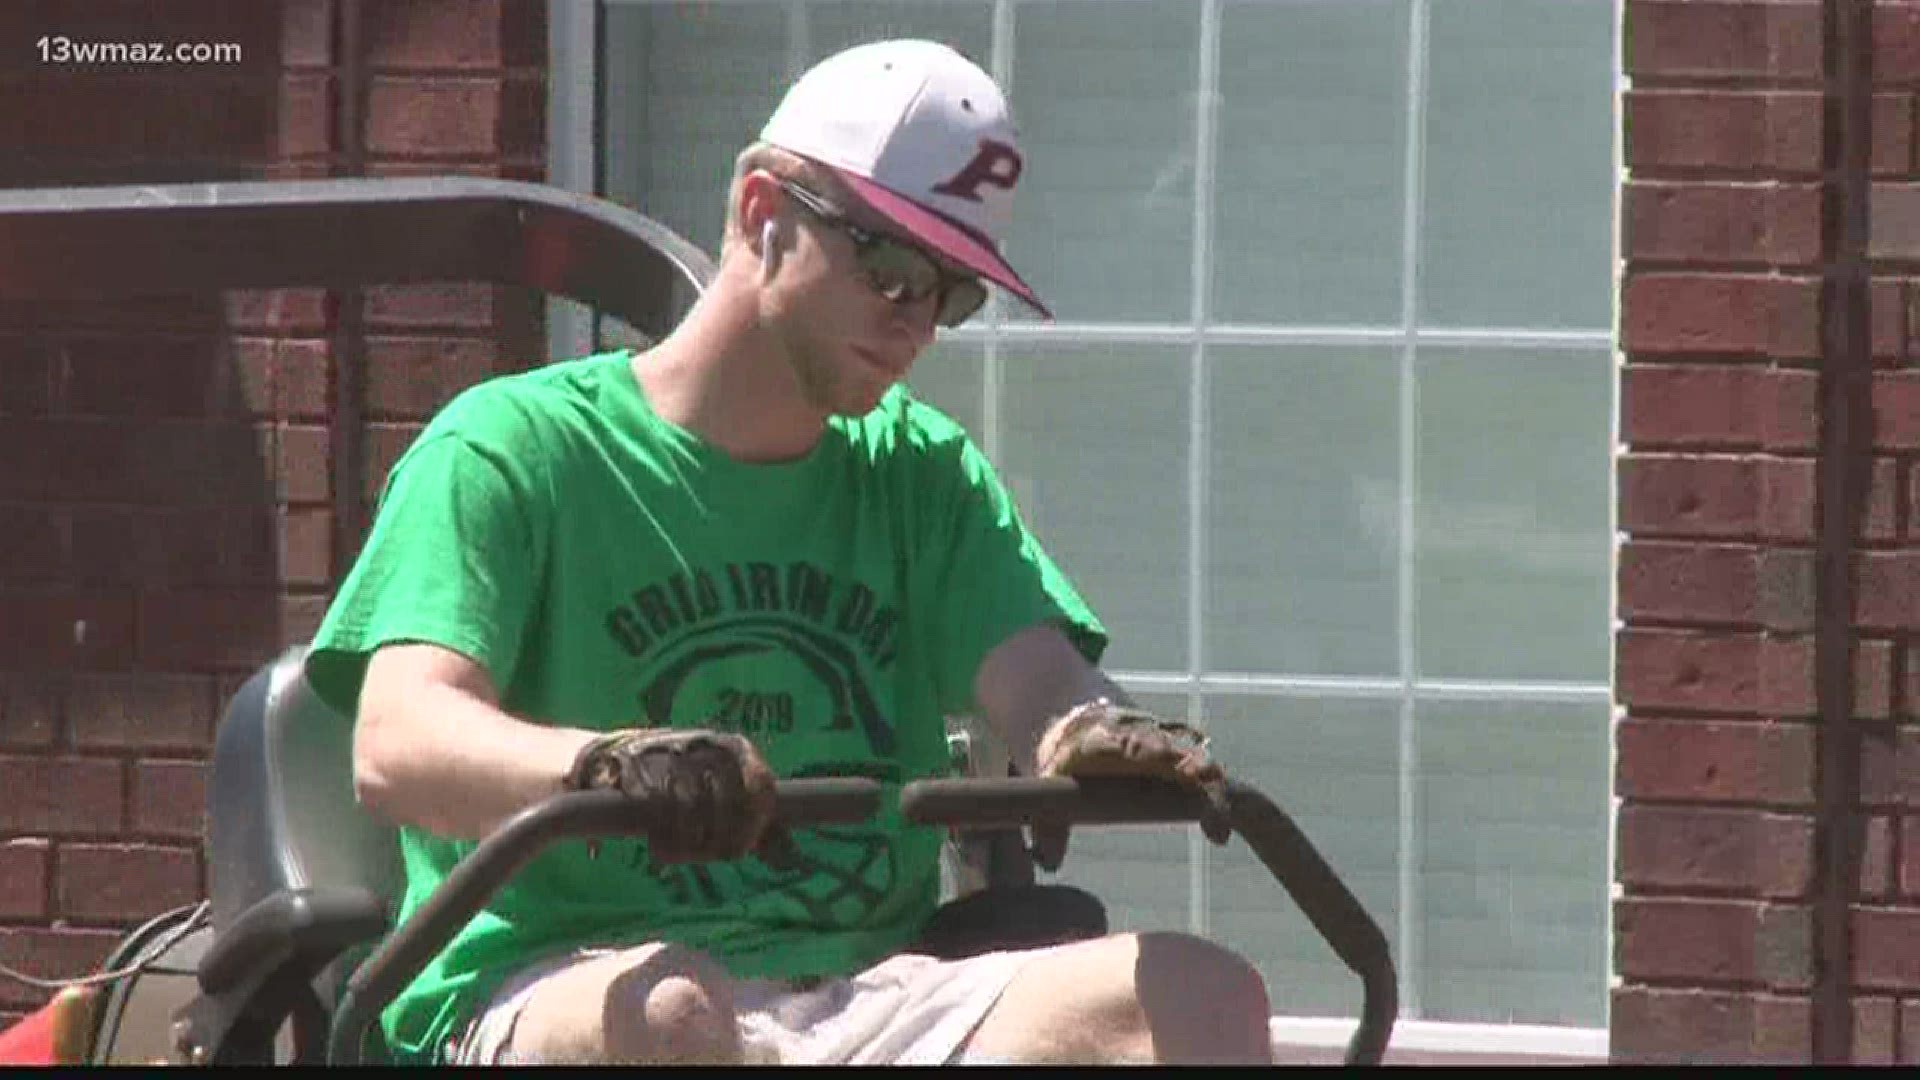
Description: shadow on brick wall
xmin=0 ymin=0 xmax=305 ymax=1019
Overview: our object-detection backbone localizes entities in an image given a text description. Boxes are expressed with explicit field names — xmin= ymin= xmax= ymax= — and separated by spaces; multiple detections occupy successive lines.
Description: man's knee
xmin=510 ymin=943 xmax=744 ymax=1064
xmin=1134 ymin=931 xmax=1271 ymax=1045
xmin=970 ymin=931 xmax=1270 ymax=1063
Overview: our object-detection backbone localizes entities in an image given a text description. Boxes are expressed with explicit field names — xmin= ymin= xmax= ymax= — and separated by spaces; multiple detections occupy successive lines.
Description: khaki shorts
xmin=448 ymin=941 xmax=1069 ymax=1065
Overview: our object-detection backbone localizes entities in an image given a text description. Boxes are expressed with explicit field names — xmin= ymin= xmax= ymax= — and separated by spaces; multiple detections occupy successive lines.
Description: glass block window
xmin=572 ymin=0 xmax=1618 ymax=1035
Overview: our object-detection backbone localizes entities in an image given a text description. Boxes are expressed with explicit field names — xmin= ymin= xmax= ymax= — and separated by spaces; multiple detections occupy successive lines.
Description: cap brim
xmin=833 ymin=169 xmax=1053 ymax=322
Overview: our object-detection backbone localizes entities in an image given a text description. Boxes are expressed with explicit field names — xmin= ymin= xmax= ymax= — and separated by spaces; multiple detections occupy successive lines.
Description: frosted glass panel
xmin=1050 ymin=690 xmax=1195 ymax=934
xmin=905 ymin=339 xmax=986 ymax=440
xmin=1423 ymin=0 xmax=1617 ymax=328
xmin=1207 ymin=695 xmax=1403 ymax=1021
xmin=1214 ymin=0 xmax=1409 ymax=325
xmin=603 ymin=3 xmax=790 ymax=260
xmin=999 ymin=345 xmax=1189 ymax=672
xmin=1007 ymin=1 xmax=1198 ymax=323
xmin=1416 ymin=698 xmax=1609 ymax=1026
xmin=1415 ymin=348 xmax=1613 ymax=681
xmin=803 ymin=2 xmax=992 ymax=72
xmin=1207 ymin=346 xmax=1399 ymax=676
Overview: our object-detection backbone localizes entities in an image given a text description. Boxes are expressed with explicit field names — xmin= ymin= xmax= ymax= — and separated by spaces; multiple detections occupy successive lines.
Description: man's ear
xmin=737 ymin=170 xmax=784 ymax=259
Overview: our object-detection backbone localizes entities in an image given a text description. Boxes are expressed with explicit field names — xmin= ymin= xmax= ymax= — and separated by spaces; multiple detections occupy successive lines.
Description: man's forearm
xmin=355 ymin=678 xmax=601 ymax=841
xmin=974 ymin=623 xmax=1135 ymax=776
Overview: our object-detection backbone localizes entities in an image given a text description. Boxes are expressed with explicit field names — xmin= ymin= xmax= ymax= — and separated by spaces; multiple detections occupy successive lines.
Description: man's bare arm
xmin=352 ymin=642 xmax=601 ymax=840
xmin=972 ymin=622 xmax=1133 ymax=776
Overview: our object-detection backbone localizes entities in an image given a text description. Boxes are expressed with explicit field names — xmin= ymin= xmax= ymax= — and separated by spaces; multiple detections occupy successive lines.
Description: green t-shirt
xmin=304 ymin=350 xmax=1105 ymax=1063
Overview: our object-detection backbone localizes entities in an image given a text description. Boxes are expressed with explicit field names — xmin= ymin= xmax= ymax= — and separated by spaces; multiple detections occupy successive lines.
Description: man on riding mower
xmin=304 ymin=39 xmax=1271 ymax=1065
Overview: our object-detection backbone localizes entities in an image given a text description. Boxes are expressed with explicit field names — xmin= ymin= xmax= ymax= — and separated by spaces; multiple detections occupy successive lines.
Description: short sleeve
xmin=304 ymin=432 xmax=545 ymax=720
xmin=924 ymin=437 xmax=1108 ymax=716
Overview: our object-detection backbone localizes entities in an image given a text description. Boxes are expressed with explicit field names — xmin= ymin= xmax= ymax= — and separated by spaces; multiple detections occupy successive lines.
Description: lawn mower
xmin=0 ymin=178 xmax=1396 ymax=1066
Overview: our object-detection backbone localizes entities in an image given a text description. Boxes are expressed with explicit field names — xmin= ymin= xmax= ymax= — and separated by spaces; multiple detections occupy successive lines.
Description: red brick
xmin=0 ymin=839 xmax=48 ymax=919
xmin=1624 ymin=90 xmax=1822 ymax=176
xmin=133 ymin=588 xmax=296 ymax=673
xmin=0 ymin=296 xmax=224 ymax=333
xmin=1877 ymin=370 xmax=1920 ymax=451
xmin=278 ymin=72 xmax=332 ymax=158
xmin=1859 ymin=726 xmax=1920 ymax=807
xmin=0 ymin=337 xmax=56 ymax=415
xmin=0 ymin=74 xmax=279 ymax=158
xmin=0 ymin=755 xmax=123 ymax=834
xmin=1623 ymin=181 xmax=1820 ymax=267
xmin=0 ymin=929 xmax=122 ymax=1011
xmin=53 ymin=843 xmax=198 ymax=923
xmin=65 ymin=674 xmax=213 ymax=751
xmin=363 ymin=283 xmax=498 ymax=329
xmin=364 ymin=423 xmax=427 ymax=502
xmin=1623 ymin=1 xmax=1821 ymax=80
xmin=366 ymin=335 xmax=498 ymax=418
xmin=281 ymin=340 xmax=333 ymax=418
xmin=0 ymin=418 xmax=272 ymax=506
xmin=1622 ymin=273 xmax=1818 ymax=358
xmin=1856 ymin=996 xmax=1897 ymax=1065
xmin=1905 ymin=999 xmax=1920 ymax=1063
xmin=131 ymin=759 xmax=206 ymax=840
xmin=0 ymin=504 xmax=68 ymax=583
xmin=1875 ymin=94 xmax=1917 ymax=176
xmin=1617 ymin=716 xmax=1814 ymax=804
xmin=71 ymin=508 xmax=256 ymax=589
xmin=1857 ymin=552 xmax=1920 ymax=631
xmin=1874 ymin=279 xmax=1906 ymax=363
xmin=1616 ymin=630 xmax=1834 ymax=716
xmin=1863 ymin=814 xmax=1897 ymax=898
xmin=365 ymin=77 xmax=502 ymax=156
xmin=502 ymin=0 xmax=546 ymax=68
xmin=0 ymin=676 xmax=60 ymax=749
xmin=1853 ymin=905 xmax=1920 ymax=989
xmin=1620 ymin=454 xmax=1893 ymax=542
xmin=223 ymin=290 xmax=329 ymax=333
xmin=367 ymin=0 xmax=504 ymax=69
xmin=1616 ymin=805 xmax=1812 ymax=897
xmin=1610 ymin=988 xmax=1806 ymax=1066
xmin=500 ymin=72 xmax=543 ymax=155
xmin=1879 ymin=1 xmax=1920 ymax=84
xmin=253 ymin=338 xmax=334 ymax=420
xmin=282 ymin=593 xmax=329 ymax=647
xmin=1618 ymin=542 xmax=1813 ymax=629
xmin=0 ymin=591 xmax=136 ymax=672
xmin=1616 ymin=898 xmax=1811 ymax=989
xmin=277 ymin=424 xmax=331 ymax=504
xmin=1620 ymin=366 xmax=1818 ymax=451
xmin=284 ymin=507 xmax=333 ymax=587
xmin=1903 ymin=815 xmax=1920 ymax=897
xmin=282 ymin=0 xmax=334 ymax=68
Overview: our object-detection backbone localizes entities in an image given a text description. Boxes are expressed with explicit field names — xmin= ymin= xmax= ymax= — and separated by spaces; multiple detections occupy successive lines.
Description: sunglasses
xmin=774 ymin=178 xmax=989 ymax=328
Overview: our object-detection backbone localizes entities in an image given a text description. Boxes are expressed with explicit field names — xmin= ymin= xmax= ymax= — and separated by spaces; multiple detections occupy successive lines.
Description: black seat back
xmin=207 ymin=645 xmax=402 ymax=938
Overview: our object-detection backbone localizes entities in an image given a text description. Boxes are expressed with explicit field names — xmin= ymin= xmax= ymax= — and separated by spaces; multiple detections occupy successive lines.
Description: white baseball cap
xmin=760 ymin=39 xmax=1051 ymax=320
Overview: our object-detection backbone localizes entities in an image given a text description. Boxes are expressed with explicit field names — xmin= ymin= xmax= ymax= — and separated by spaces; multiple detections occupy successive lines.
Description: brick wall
xmin=0 ymin=0 xmax=546 ymax=1029
xmin=1617 ymin=0 xmax=1919 ymax=1063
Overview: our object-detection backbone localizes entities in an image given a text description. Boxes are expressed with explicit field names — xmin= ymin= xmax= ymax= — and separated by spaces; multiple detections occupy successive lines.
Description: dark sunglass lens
xmin=938 ymin=280 xmax=990 ymax=327
xmin=860 ymin=240 xmax=942 ymax=301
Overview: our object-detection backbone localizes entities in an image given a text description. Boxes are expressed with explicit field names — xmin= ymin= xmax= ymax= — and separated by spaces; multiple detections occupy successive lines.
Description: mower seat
xmin=173 ymin=645 xmax=1106 ymax=1064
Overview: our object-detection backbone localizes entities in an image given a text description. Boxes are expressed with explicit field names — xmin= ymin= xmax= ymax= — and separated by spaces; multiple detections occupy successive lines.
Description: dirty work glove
xmin=565 ymin=728 xmax=786 ymax=866
xmin=1028 ymin=700 xmax=1233 ymax=873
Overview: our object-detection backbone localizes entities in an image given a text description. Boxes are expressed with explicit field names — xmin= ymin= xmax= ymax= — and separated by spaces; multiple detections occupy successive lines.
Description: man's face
xmin=761 ymin=178 xmax=960 ymax=417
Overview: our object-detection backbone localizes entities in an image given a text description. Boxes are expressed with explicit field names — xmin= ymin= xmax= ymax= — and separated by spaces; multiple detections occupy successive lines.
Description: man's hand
xmin=565 ymin=729 xmax=780 ymax=864
xmin=1029 ymin=699 xmax=1233 ymax=872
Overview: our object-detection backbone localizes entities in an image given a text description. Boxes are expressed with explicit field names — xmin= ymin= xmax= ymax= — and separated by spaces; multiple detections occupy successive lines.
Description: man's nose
xmin=887 ymin=293 xmax=940 ymax=347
